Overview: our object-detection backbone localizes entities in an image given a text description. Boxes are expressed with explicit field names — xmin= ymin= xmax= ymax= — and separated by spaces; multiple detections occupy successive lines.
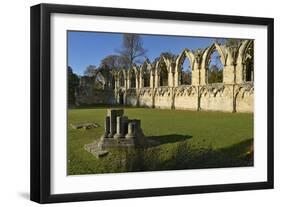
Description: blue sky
xmin=67 ymin=31 xmax=220 ymax=75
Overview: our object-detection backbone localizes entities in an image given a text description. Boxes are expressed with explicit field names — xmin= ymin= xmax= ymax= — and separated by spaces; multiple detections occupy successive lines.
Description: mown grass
xmin=67 ymin=107 xmax=253 ymax=175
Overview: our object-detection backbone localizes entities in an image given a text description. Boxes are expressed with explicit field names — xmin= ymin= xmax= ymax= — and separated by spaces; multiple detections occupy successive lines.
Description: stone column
xmin=155 ymin=74 xmax=159 ymax=88
xmin=113 ymin=116 xmax=122 ymax=139
xmin=191 ymin=69 xmax=198 ymax=85
xmin=125 ymin=123 xmax=135 ymax=139
xmin=108 ymin=114 xmax=116 ymax=138
xmin=115 ymin=79 xmax=118 ymax=89
xmin=139 ymin=73 xmax=143 ymax=88
xmin=200 ymin=67 xmax=207 ymax=85
xmin=126 ymin=78 xmax=130 ymax=89
xmin=192 ymin=63 xmax=200 ymax=85
xmin=223 ymin=65 xmax=235 ymax=84
xmin=174 ymin=70 xmax=179 ymax=87
xmin=135 ymin=74 xmax=139 ymax=89
xmin=150 ymin=74 xmax=154 ymax=88
xmin=168 ymin=71 xmax=174 ymax=87
xmin=101 ymin=116 xmax=110 ymax=139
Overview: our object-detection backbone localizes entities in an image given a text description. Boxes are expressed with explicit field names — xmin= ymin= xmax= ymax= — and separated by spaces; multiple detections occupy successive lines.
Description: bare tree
xmin=117 ymin=34 xmax=147 ymax=68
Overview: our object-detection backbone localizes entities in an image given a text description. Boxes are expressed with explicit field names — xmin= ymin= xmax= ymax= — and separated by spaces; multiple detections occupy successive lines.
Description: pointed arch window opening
xmin=180 ymin=57 xmax=192 ymax=85
xmin=94 ymin=72 xmax=106 ymax=89
xmin=159 ymin=63 xmax=168 ymax=87
xmin=130 ymin=70 xmax=136 ymax=88
xmin=207 ymin=49 xmax=223 ymax=84
xmin=143 ymin=69 xmax=150 ymax=87
xmin=119 ymin=72 xmax=125 ymax=87
xmin=243 ymin=44 xmax=254 ymax=82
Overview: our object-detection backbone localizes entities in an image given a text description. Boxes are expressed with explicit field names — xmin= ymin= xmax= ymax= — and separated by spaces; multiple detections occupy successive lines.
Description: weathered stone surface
xmin=107 ymin=108 xmax=124 ymax=137
xmin=85 ymin=109 xmax=146 ymax=157
xmin=76 ymin=40 xmax=254 ymax=113
xmin=84 ymin=142 xmax=109 ymax=158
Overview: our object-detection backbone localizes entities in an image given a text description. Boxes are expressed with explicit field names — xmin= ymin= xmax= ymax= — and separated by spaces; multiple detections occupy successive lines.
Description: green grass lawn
xmin=67 ymin=107 xmax=253 ymax=175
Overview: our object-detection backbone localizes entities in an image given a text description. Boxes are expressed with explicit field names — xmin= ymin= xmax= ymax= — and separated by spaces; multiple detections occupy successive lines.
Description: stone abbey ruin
xmin=99 ymin=108 xmax=145 ymax=149
xmin=84 ymin=108 xmax=146 ymax=157
xmin=76 ymin=40 xmax=254 ymax=113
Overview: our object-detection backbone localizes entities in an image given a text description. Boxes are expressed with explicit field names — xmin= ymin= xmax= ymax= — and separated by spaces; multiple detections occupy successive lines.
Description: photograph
xmin=67 ymin=31 xmax=254 ymax=175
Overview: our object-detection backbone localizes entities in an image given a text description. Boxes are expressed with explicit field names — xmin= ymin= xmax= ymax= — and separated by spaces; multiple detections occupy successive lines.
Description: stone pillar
xmin=150 ymin=74 xmax=154 ymax=88
xmin=101 ymin=116 xmax=110 ymax=139
xmin=108 ymin=114 xmax=115 ymax=138
xmin=136 ymin=76 xmax=139 ymax=89
xmin=192 ymin=63 xmax=200 ymax=85
xmin=113 ymin=116 xmax=122 ymax=139
xmin=174 ymin=70 xmax=179 ymax=87
xmin=155 ymin=74 xmax=159 ymax=88
xmin=125 ymin=123 xmax=135 ymax=139
xmin=223 ymin=65 xmax=235 ymax=84
xmin=107 ymin=109 xmax=124 ymax=137
xmin=200 ymin=67 xmax=207 ymax=85
xmin=235 ymin=63 xmax=244 ymax=84
xmin=115 ymin=79 xmax=118 ymax=89
xmin=139 ymin=73 xmax=143 ymax=88
xmin=168 ymin=71 xmax=174 ymax=87
xmin=126 ymin=78 xmax=129 ymax=89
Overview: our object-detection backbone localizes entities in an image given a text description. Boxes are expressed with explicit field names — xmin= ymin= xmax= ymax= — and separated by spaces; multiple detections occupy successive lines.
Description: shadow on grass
xmin=147 ymin=134 xmax=193 ymax=146
xmin=112 ymin=138 xmax=254 ymax=173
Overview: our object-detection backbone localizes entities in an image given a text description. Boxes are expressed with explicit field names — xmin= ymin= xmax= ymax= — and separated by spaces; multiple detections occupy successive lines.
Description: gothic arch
xmin=201 ymin=43 xmax=226 ymax=84
xmin=237 ymin=40 xmax=253 ymax=64
xmin=156 ymin=56 xmax=169 ymax=86
xmin=118 ymin=70 xmax=125 ymax=87
xmin=128 ymin=67 xmax=138 ymax=88
xmin=109 ymin=70 xmax=116 ymax=89
xmin=93 ymin=70 xmax=106 ymax=89
xmin=237 ymin=40 xmax=254 ymax=82
xmin=140 ymin=60 xmax=151 ymax=87
xmin=202 ymin=43 xmax=227 ymax=69
xmin=176 ymin=49 xmax=195 ymax=85
xmin=155 ymin=55 xmax=170 ymax=75
xmin=176 ymin=49 xmax=195 ymax=71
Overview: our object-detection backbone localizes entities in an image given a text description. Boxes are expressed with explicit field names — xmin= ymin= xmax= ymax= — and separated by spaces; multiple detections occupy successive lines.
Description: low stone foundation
xmin=85 ymin=108 xmax=146 ymax=158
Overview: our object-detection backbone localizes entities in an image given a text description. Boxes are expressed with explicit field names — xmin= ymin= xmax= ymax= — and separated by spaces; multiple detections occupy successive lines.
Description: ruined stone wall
xmin=154 ymin=87 xmax=173 ymax=109
xmin=138 ymin=88 xmax=153 ymax=107
xmin=75 ymin=40 xmax=254 ymax=113
xmin=234 ymin=83 xmax=254 ymax=113
xmin=76 ymin=88 xmax=115 ymax=105
xmin=126 ymin=89 xmax=138 ymax=106
xmin=114 ymin=83 xmax=253 ymax=113
xmin=174 ymin=85 xmax=198 ymax=110
xmin=199 ymin=84 xmax=233 ymax=112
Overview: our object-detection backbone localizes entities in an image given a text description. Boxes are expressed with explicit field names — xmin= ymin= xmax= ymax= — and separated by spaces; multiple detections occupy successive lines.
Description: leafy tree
xmin=208 ymin=65 xmax=223 ymax=83
xmin=181 ymin=71 xmax=192 ymax=85
xmin=215 ymin=38 xmax=242 ymax=48
xmin=68 ymin=66 xmax=79 ymax=106
xmin=84 ymin=65 xmax=98 ymax=77
xmin=100 ymin=55 xmax=122 ymax=69
xmin=117 ymin=34 xmax=147 ymax=68
xmin=160 ymin=51 xmax=177 ymax=60
xmin=153 ymin=51 xmax=177 ymax=63
xmin=100 ymin=54 xmax=130 ymax=70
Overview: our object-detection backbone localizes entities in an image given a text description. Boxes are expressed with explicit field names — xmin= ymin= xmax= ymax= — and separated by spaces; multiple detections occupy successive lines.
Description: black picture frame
xmin=30 ymin=3 xmax=274 ymax=204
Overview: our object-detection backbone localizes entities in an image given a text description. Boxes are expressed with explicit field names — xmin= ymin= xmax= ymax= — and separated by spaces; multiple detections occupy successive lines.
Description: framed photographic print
xmin=30 ymin=3 xmax=274 ymax=203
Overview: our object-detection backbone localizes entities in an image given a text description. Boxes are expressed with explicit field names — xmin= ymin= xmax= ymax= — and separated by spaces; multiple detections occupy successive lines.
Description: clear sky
xmin=67 ymin=31 xmax=220 ymax=76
